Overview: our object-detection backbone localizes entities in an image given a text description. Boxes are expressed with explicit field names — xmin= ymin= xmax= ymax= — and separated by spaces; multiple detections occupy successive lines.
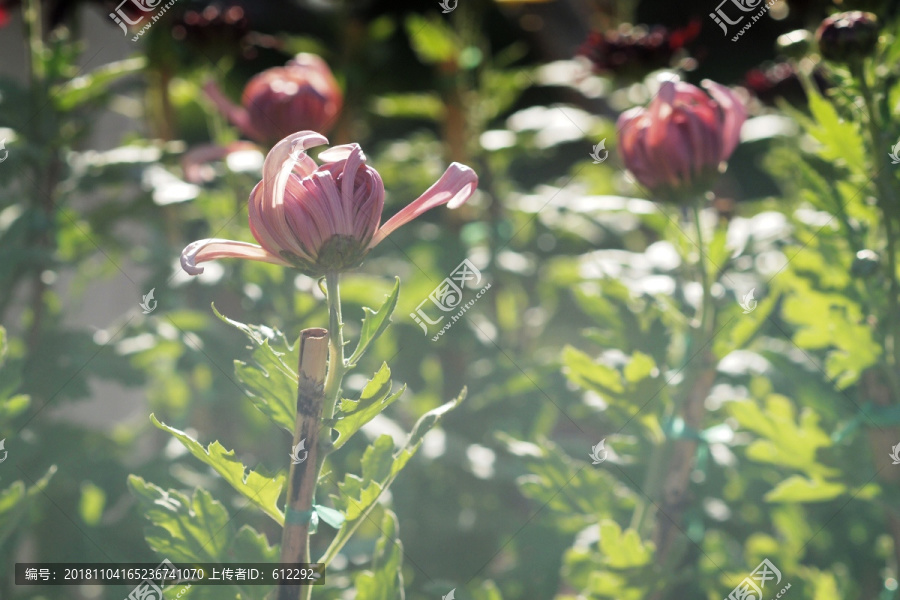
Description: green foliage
xmin=561 ymin=520 xmax=655 ymax=600
xmin=405 ymin=15 xmax=459 ymax=65
xmin=372 ymin=94 xmax=444 ymax=121
xmin=215 ymin=305 xmax=300 ymax=432
xmin=729 ymin=394 xmax=837 ymax=479
xmin=52 ymin=57 xmax=147 ymax=111
xmin=151 ymin=415 xmax=286 ymax=524
xmin=324 ymin=388 xmax=466 ymax=564
xmin=0 ymin=467 xmax=56 ymax=548
xmin=333 ymin=363 xmax=405 ymax=450
xmin=348 ymin=278 xmax=400 ymax=366
xmin=128 ymin=477 xmax=275 ymax=600
xmin=353 ymin=509 xmax=405 ymax=600
xmin=497 ymin=434 xmax=625 ymax=529
xmin=128 ymin=476 xmax=233 ymax=562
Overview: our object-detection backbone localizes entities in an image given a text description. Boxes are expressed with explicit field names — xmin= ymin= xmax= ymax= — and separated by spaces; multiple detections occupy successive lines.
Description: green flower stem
xmin=851 ymin=59 xmax=900 ymax=575
xmin=692 ymin=203 xmax=713 ymax=336
xmin=853 ymin=60 xmax=900 ymax=398
xmin=322 ymin=272 xmax=347 ymax=421
xmin=647 ymin=201 xmax=718 ymax=576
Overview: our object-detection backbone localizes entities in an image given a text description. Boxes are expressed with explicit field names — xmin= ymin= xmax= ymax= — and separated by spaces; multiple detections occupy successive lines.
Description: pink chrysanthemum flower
xmin=182 ymin=131 xmax=479 ymax=277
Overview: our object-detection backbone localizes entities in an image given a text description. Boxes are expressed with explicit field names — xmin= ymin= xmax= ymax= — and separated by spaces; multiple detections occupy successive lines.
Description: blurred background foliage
xmin=2 ymin=0 xmax=900 ymax=598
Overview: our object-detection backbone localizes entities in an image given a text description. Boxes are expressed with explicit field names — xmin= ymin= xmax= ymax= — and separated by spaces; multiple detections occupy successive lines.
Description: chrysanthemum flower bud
xmin=204 ymin=53 xmax=343 ymax=145
xmin=616 ymin=79 xmax=746 ymax=202
xmin=816 ymin=11 xmax=879 ymax=64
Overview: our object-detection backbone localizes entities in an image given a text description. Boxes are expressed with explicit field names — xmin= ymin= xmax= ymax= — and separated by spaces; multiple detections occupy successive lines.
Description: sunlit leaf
xmin=128 ymin=476 xmax=232 ymax=561
xmin=764 ymin=475 xmax=846 ymax=503
xmin=151 ymin=415 xmax=285 ymax=525
xmin=348 ymin=277 xmax=400 ymax=366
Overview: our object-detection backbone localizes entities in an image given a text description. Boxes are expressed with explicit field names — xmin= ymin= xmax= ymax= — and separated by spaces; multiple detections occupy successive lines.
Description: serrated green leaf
xmin=562 ymin=346 xmax=624 ymax=395
xmin=151 ymin=415 xmax=285 ymax=525
xmin=214 ymin=305 xmax=298 ymax=431
xmin=354 ymin=509 xmax=404 ymax=600
xmin=348 ymin=278 xmax=400 ymax=366
xmin=333 ymin=435 xmax=395 ymax=521
xmin=234 ymin=356 xmax=296 ymax=432
xmin=333 ymin=364 xmax=405 ymax=449
xmin=730 ymin=395 xmax=837 ymax=478
xmin=321 ymin=389 xmax=466 ymax=565
xmin=498 ymin=433 xmax=620 ymax=522
xmin=598 ymin=520 xmax=654 ymax=568
xmin=713 ymin=292 xmax=778 ymax=359
xmin=231 ymin=525 xmax=280 ymax=562
xmin=0 ymin=466 xmax=55 ymax=548
xmin=127 ymin=476 xmax=232 ymax=562
xmin=806 ymin=87 xmax=867 ymax=173
xmin=764 ymin=475 xmax=846 ymax=503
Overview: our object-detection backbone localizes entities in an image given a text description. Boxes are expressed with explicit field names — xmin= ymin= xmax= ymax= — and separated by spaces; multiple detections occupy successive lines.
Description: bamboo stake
xmin=277 ymin=327 xmax=329 ymax=600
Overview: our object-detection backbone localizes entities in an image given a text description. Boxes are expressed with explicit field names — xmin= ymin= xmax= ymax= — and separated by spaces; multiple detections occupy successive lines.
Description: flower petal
xmin=256 ymin=131 xmax=328 ymax=255
xmin=181 ymin=238 xmax=291 ymax=275
xmin=318 ymin=143 xmax=367 ymax=164
xmin=368 ymin=162 xmax=478 ymax=249
xmin=702 ymin=79 xmax=747 ymax=160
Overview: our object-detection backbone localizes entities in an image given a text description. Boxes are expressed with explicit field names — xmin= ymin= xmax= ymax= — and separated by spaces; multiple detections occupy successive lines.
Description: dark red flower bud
xmin=816 ymin=11 xmax=879 ymax=64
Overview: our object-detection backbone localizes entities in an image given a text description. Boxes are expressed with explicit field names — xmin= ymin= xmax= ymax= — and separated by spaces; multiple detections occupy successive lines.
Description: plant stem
xmin=278 ymin=328 xmax=329 ymax=600
xmin=853 ymin=59 xmax=900 ymax=578
xmin=322 ymin=273 xmax=346 ymax=420
xmin=692 ymin=204 xmax=711 ymax=334
xmin=22 ymin=0 xmax=54 ymax=354
xmin=650 ymin=202 xmax=717 ymax=578
xmin=854 ymin=61 xmax=900 ymax=397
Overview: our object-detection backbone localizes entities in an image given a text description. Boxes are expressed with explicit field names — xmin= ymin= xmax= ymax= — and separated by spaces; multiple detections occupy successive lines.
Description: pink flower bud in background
xmin=182 ymin=131 xmax=479 ymax=277
xmin=617 ymin=79 xmax=746 ymax=202
xmin=204 ymin=53 xmax=343 ymax=145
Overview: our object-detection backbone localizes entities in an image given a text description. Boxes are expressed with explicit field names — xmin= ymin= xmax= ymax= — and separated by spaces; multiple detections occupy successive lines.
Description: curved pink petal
xmin=702 ymin=79 xmax=747 ymax=160
xmin=368 ymin=163 xmax=478 ymax=249
xmin=256 ymin=131 xmax=328 ymax=255
xmin=318 ymin=143 xmax=367 ymax=164
xmin=181 ymin=238 xmax=291 ymax=275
